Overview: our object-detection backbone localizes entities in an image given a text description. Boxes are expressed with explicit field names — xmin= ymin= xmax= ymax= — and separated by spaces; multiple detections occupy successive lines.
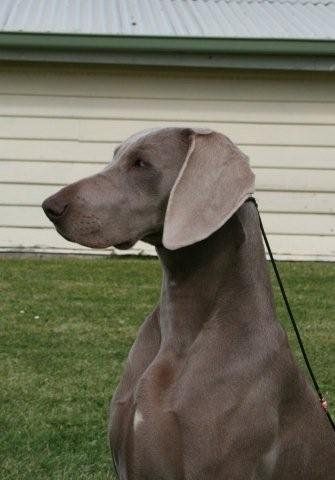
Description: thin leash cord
xmin=247 ymin=197 xmax=335 ymax=431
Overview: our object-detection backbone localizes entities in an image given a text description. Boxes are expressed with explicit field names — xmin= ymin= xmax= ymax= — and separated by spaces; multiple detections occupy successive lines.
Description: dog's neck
xmin=156 ymin=202 xmax=278 ymax=355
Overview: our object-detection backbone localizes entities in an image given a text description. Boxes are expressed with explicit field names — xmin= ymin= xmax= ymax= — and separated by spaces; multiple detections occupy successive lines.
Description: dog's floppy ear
xmin=162 ymin=129 xmax=255 ymax=250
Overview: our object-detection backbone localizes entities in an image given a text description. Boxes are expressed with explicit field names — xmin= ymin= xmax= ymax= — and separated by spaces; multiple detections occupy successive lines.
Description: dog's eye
xmin=133 ymin=158 xmax=148 ymax=168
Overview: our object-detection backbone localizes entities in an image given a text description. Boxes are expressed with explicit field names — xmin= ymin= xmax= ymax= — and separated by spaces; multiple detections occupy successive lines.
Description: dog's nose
xmin=42 ymin=196 xmax=69 ymax=221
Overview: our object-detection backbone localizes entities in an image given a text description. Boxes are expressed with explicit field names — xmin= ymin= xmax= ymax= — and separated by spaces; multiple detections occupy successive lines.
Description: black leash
xmin=247 ymin=197 xmax=335 ymax=431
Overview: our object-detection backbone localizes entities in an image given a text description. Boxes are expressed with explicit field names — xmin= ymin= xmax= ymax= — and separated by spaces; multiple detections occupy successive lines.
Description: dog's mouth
xmin=55 ymin=225 xmax=110 ymax=249
xmin=54 ymin=221 xmax=136 ymax=250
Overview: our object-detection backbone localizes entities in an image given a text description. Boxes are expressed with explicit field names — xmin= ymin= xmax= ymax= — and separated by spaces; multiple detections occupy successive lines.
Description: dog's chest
xmin=110 ymin=359 xmax=184 ymax=480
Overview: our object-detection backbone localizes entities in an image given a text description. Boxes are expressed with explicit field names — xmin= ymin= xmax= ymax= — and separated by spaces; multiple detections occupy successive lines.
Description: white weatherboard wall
xmin=0 ymin=63 xmax=334 ymax=260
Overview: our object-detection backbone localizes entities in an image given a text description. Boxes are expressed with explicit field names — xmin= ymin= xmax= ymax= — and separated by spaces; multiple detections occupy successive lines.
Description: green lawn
xmin=0 ymin=257 xmax=334 ymax=479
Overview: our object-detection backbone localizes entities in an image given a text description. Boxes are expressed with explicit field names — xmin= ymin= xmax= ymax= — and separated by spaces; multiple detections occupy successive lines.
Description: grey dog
xmin=43 ymin=127 xmax=335 ymax=479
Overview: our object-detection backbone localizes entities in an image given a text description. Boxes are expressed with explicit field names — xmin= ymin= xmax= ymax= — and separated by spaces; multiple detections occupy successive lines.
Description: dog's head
xmin=42 ymin=128 xmax=254 ymax=250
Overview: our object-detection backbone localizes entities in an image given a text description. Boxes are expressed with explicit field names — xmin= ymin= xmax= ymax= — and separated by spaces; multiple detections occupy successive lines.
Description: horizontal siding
xmin=0 ymin=139 xmax=116 ymax=162
xmin=0 ymin=64 xmax=334 ymax=259
xmin=1 ymin=140 xmax=335 ymax=169
xmin=1 ymin=117 xmax=335 ymax=146
xmin=1 ymin=95 xmax=335 ymax=125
